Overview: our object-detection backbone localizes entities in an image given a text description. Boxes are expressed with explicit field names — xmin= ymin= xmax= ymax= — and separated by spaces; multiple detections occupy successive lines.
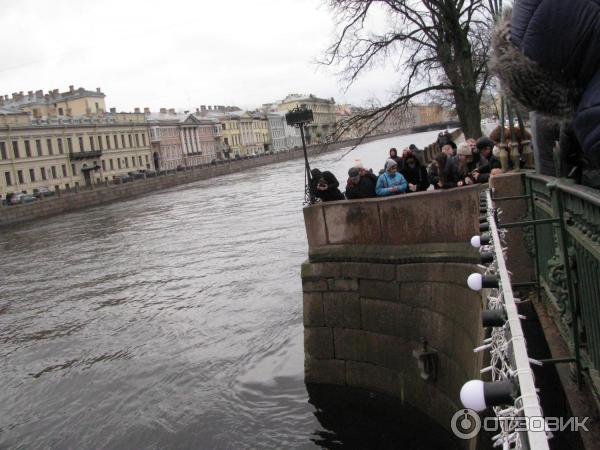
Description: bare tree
xmin=322 ymin=0 xmax=493 ymax=139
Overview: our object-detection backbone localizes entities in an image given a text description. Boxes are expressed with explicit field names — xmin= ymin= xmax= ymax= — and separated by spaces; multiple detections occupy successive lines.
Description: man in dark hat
xmin=472 ymin=137 xmax=502 ymax=183
xmin=310 ymin=168 xmax=345 ymax=202
xmin=345 ymin=164 xmax=378 ymax=199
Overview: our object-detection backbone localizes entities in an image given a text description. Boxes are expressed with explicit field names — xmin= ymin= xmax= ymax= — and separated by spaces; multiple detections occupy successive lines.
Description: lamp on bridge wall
xmin=460 ymin=379 xmax=518 ymax=412
xmin=285 ymin=105 xmax=315 ymax=204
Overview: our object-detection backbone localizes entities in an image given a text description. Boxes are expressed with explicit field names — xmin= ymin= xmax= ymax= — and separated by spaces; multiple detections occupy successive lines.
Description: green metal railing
xmin=523 ymin=174 xmax=600 ymax=401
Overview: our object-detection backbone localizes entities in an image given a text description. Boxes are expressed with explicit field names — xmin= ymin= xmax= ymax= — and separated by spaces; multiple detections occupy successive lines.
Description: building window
xmin=47 ymin=138 xmax=54 ymax=155
xmin=125 ymin=158 xmax=129 ymax=168
xmin=14 ymin=141 xmax=21 ymax=158
xmin=41 ymin=167 xmax=47 ymax=180
xmin=67 ymin=137 xmax=73 ymax=153
xmin=57 ymin=138 xmax=64 ymax=154
xmin=71 ymin=163 xmax=77 ymax=175
xmin=117 ymin=159 xmax=122 ymax=169
xmin=145 ymin=155 xmax=149 ymax=164
xmin=17 ymin=170 xmax=24 ymax=184
xmin=101 ymin=160 xmax=106 ymax=171
xmin=142 ymin=134 xmax=146 ymax=146
xmin=79 ymin=137 xmax=84 ymax=151
xmin=138 ymin=155 xmax=142 ymax=166
xmin=95 ymin=102 xmax=99 ymax=112
xmin=36 ymin=139 xmax=42 ymax=156
xmin=114 ymin=135 xmax=119 ymax=149
xmin=51 ymin=166 xmax=57 ymax=178
xmin=89 ymin=136 xmax=95 ymax=151
xmin=121 ymin=135 xmax=126 ymax=148
xmin=29 ymin=168 xmax=35 ymax=182
xmin=109 ymin=159 xmax=114 ymax=170
xmin=131 ymin=156 xmax=135 ymax=167
xmin=134 ymin=134 xmax=139 ymax=147
xmin=128 ymin=134 xmax=133 ymax=147
xmin=4 ymin=172 xmax=12 ymax=186
xmin=98 ymin=136 xmax=103 ymax=150
xmin=0 ymin=142 xmax=6 ymax=159
xmin=58 ymin=107 xmax=64 ymax=115
xmin=62 ymin=165 xmax=67 ymax=177
xmin=106 ymin=135 xmax=111 ymax=149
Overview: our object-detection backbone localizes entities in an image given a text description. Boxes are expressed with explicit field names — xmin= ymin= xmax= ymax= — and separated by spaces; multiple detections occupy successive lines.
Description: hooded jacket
xmin=345 ymin=172 xmax=378 ymax=199
xmin=400 ymin=156 xmax=430 ymax=192
xmin=310 ymin=169 xmax=345 ymax=202
xmin=492 ymin=2 xmax=600 ymax=171
xmin=375 ymin=171 xmax=408 ymax=196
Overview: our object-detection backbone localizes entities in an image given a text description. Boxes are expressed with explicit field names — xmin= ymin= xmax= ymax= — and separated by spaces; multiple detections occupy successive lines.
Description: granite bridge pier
xmin=301 ymin=184 xmax=486 ymax=448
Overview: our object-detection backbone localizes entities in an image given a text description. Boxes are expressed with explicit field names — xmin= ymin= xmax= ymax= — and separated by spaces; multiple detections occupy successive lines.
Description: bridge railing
xmin=524 ymin=173 xmax=600 ymax=404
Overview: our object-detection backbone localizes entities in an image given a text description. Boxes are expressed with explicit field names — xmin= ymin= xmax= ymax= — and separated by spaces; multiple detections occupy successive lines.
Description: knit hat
xmin=457 ymin=143 xmax=472 ymax=156
xmin=385 ymin=159 xmax=398 ymax=170
xmin=476 ymin=137 xmax=495 ymax=151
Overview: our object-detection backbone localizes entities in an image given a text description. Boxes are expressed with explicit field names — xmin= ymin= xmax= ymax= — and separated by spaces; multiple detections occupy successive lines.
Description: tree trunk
xmin=454 ymin=87 xmax=483 ymax=139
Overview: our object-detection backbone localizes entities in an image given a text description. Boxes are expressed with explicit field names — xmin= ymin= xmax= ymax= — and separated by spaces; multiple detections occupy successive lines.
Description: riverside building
xmin=0 ymin=87 xmax=152 ymax=198
xmin=278 ymin=94 xmax=336 ymax=145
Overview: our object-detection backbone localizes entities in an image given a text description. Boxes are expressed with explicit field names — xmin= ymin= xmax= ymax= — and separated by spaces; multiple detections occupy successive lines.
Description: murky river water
xmin=0 ymin=130 xmax=461 ymax=449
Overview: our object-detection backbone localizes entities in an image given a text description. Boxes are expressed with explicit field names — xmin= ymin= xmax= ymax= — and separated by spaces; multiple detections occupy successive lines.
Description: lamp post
xmin=285 ymin=105 xmax=315 ymax=204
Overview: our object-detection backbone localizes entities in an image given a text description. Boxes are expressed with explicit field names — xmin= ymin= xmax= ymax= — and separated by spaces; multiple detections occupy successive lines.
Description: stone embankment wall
xmin=302 ymin=186 xmax=485 ymax=447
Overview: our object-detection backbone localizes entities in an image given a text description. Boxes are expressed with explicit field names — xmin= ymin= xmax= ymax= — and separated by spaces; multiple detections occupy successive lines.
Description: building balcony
xmin=69 ymin=150 xmax=103 ymax=160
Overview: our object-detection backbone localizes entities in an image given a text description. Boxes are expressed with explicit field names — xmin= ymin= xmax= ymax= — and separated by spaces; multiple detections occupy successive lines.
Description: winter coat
xmin=375 ymin=171 xmax=408 ymax=196
xmin=401 ymin=160 xmax=430 ymax=192
xmin=311 ymin=170 xmax=345 ymax=202
xmin=428 ymin=157 xmax=460 ymax=189
xmin=345 ymin=172 xmax=378 ymax=199
xmin=473 ymin=154 xmax=502 ymax=183
xmin=492 ymin=2 xmax=600 ymax=176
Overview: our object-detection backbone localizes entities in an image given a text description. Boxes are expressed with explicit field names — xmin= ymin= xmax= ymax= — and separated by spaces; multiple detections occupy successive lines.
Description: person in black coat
xmin=310 ymin=168 xmax=345 ymax=202
xmin=472 ymin=137 xmax=502 ymax=184
xmin=345 ymin=166 xmax=378 ymax=199
xmin=387 ymin=148 xmax=403 ymax=170
xmin=430 ymin=153 xmax=460 ymax=189
xmin=401 ymin=153 xmax=429 ymax=192
xmin=492 ymin=1 xmax=600 ymax=188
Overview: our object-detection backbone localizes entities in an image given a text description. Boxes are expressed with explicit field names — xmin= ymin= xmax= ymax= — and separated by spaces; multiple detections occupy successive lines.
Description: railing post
xmin=527 ymin=176 xmax=542 ymax=305
xmin=552 ymin=183 xmax=583 ymax=387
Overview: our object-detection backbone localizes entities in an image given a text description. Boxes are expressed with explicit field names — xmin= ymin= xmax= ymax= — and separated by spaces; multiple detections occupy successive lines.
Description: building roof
xmin=0 ymin=86 xmax=105 ymax=110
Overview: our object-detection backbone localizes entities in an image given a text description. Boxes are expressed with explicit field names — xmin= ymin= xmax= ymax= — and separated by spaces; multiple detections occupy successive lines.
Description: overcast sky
xmin=0 ymin=0 xmax=398 ymax=111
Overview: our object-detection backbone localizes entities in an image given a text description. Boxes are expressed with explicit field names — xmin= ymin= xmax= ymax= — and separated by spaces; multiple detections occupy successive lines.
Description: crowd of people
xmin=310 ymin=131 xmax=504 ymax=202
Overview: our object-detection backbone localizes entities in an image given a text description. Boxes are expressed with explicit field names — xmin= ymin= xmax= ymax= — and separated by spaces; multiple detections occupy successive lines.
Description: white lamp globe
xmin=460 ymin=380 xmax=487 ymax=412
xmin=470 ymin=235 xmax=481 ymax=248
xmin=467 ymin=273 xmax=483 ymax=291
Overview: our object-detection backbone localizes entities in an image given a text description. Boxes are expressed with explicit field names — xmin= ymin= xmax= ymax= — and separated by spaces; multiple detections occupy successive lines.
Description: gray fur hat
xmin=491 ymin=9 xmax=582 ymax=118
xmin=385 ymin=159 xmax=398 ymax=170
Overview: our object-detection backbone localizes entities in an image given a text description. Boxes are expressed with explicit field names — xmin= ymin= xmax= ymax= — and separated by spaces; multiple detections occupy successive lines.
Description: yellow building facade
xmin=278 ymin=94 xmax=336 ymax=145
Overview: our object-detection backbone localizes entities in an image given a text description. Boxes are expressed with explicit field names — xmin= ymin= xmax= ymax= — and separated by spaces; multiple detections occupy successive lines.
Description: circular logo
xmin=451 ymin=409 xmax=481 ymax=440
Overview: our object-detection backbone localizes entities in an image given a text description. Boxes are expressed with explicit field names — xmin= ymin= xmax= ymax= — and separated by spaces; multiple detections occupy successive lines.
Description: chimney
xmin=208 ymin=106 xmax=212 ymax=110
xmin=160 ymin=108 xmax=167 ymax=114
xmin=96 ymin=87 xmax=102 ymax=93
xmin=110 ymin=107 xmax=116 ymax=113
xmin=213 ymin=105 xmax=218 ymax=110
xmin=53 ymin=89 xmax=59 ymax=95
xmin=35 ymin=90 xmax=43 ymax=98
xmin=134 ymin=107 xmax=140 ymax=113
xmin=196 ymin=108 xmax=200 ymax=114
xmin=144 ymin=107 xmax=150 ymax=114
xmin=69 ymin=85 xmax=74 ymax=93
xmin=28 ymin=90 xmax=33 ymax=98
xmin=4 ymin=95 xmax=9 ymax=101
xmin=0 ymin=98 xmax=4 ymax=106
xmin=168 ymin=108 xmax=175 ymax=115
xmin=201 ymin=105 xmax=206 ymax=111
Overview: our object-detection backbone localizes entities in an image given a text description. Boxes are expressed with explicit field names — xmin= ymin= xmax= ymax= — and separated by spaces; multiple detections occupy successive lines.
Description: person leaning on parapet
xmin=491 ymin=2 xmax=600 ymax=189
xmin=456 ymin=143 xmax=476 ymax=187
xmin=401 ymin=152 xmax=430 ymax=192
xmin=387 ymin=148 xmax=403 ymax=170
xmin=310 ymin=168 xmax=345 ymax=202
xmin=409 ymin=144 xmax=426 ymax=166
xmin=465 ymin=138 xmax=480 ymax=165
xmin=431 ymin=153 xmax=460 ymax=189
xmin=376 ymin=159 xmax=408 ymax=196
xmin=471 ymin=137 xmax=502 ymax=184
xmin=345 ymin=164 xmax=378 ymax=200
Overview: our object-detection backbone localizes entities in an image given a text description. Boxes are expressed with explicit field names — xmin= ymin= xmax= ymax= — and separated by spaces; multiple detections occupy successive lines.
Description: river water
xmin=0 ymin=130 xmax=461 ymax=449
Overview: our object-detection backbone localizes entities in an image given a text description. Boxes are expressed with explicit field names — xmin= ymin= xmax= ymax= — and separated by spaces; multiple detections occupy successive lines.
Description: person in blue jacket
xmin=376 ymin=159 xmax=407 ymax=196
xmin=492 ymin=0 xmax=600 ymax=188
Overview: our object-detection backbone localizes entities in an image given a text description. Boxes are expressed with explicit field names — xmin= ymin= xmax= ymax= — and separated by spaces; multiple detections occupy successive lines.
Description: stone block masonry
xmin=301 ymin=186 xmax=486 ymax=449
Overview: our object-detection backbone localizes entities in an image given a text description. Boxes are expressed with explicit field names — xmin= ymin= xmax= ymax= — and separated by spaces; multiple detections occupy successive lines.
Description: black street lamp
xmin=285 ymin=105 xmax=315 ymax=204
